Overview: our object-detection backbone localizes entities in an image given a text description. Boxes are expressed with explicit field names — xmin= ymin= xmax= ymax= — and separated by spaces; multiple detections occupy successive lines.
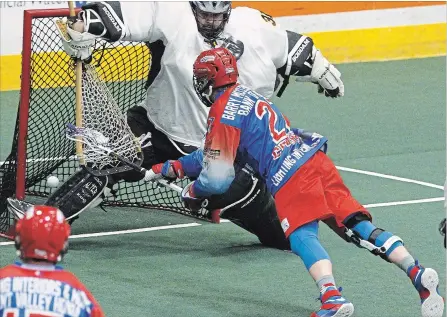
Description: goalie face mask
xmin=191 ymin=1 xmax=231 ymax=40
xmin=193 ymin=47 xmax=238 ymax=107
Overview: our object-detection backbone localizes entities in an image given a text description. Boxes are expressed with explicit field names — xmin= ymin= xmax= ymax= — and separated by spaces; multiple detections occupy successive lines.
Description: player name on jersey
xmin=222 ymin=86 xmax=262 ymax=122
xmin=0 ymin=276 xmax=93 ymax=316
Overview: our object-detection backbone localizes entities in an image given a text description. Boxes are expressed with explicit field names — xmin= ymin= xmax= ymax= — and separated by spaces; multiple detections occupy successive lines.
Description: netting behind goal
xmin=0 ymin=9 xmax=196 ymax=237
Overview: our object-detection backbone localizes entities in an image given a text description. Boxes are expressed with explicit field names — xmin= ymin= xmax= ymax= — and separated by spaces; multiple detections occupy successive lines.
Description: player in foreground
xmin=149 ymin=47 xmax=444 ymax=317
xmin=0 ymin=206 xmax=105 ymax=317
xmin=52 ymin=1 xmax=343 ymax=237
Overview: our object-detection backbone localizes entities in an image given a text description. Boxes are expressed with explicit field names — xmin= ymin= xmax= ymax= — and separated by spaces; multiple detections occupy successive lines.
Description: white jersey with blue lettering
xmin=119 ymin=2 xmax=288 ymax=147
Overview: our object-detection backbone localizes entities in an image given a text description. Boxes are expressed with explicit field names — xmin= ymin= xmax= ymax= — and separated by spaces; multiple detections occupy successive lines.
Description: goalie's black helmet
xmin=190 ymin=1 xmax=232 ymax=40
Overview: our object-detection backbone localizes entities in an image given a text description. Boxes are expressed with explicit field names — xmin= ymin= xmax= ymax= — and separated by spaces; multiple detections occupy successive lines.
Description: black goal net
xmin=0 ymin=9 xmax=198 ymax=238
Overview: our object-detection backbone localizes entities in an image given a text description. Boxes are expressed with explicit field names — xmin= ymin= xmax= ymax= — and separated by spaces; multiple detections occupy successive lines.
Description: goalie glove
xmin=296 ymin=47 xmax=344 ymax=98
xmin=54 ymin=17 xmax=97 ymax=61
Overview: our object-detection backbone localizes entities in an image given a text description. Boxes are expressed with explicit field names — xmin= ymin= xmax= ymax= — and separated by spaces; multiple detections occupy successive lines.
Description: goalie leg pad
xmin=344 ymin=214 xmax=403 ymax=261
xmin=208 ymin=168 xmax=290 ymax=250
xmin=45 ymin=169 xmax=108 ymax=222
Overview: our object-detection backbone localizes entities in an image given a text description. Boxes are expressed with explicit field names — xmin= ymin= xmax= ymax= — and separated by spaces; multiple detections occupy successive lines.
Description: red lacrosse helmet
xmin=15 ymin=205 xmax=71 ymax=263
xmin=193 ymin=47 xmax=238 ymax=107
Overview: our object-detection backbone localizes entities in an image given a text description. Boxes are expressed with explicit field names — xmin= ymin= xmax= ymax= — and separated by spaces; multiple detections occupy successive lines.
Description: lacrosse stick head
xmin=7 ymin=197 xmax=34 ymax=220
xmin=66 ymin=123 xmax=143 ymax=176
xmin=64 ymin=63 xmax=144 ymax=176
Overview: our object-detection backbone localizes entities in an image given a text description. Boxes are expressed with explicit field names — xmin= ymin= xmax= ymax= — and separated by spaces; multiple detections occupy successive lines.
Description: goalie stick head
xmin=66 ymin=122 xmax=142 ymax=176
xmin=65 ymin=63 xmax=143 ymax=176
xmin=193 ymin=47 xmax=238 ymax=107
xmin=15 ymin=205 xmax=70 ymax=263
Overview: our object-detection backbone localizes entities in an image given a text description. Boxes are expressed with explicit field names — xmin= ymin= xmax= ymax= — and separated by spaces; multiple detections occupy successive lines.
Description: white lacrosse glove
xmin=296 ymin=47 xmax=344 ymax=98
xmin=54 ymin=17 xmax=97 ymax=61
xmin=142 ymin=168 xmax=161 ymax=182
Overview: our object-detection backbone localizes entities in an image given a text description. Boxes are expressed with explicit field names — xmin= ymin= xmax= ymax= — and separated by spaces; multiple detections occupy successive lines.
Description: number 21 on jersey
xmin=255 ymin=100 xmax=290 ymax=143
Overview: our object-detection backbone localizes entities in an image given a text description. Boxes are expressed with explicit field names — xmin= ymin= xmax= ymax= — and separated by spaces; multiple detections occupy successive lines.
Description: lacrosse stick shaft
xmin=68 ymin=1 xmax=75 ymax=15
xmin=110 ymin=152 xmax=219 ymax=222
xmin=75 ymin=61 xmax=84 ymax=164
xmin=68 ymin=1 xmax=85 ymax=165
xmin=111 ymin=152 xmax=183 ymax=193
xmin=156 ymin=178 xmax=183 ymax=193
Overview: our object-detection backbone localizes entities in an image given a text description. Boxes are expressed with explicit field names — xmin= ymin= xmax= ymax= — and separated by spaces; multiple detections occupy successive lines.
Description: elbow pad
xmin=81 ymin=1 xmax=125 ymax=41
xmin=277 ymin=30 xmax=314 ymax=77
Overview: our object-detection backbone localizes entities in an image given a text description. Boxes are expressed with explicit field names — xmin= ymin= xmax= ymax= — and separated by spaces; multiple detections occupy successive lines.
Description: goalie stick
xmin=67 ymin=1 xmax=85 ymax=165
xmin=0 ymin=198 xmax=33 ymax=240
xmin=6 ymin=198 xmax=33 ymax=220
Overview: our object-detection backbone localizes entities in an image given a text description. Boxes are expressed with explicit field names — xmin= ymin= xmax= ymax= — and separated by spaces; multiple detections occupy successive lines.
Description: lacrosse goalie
xmin=150 ymin=47 xmax=444 ymax=317
xmin=46 ymin=1 xmax=343 ymax=249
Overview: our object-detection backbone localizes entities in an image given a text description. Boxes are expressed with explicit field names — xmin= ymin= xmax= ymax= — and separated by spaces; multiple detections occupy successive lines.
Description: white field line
xmin=363 ymin=197 xmax=444 ymax=208
xmin=0 ymin=197 xmax=443 ymax=246
xmin=0 ymin=222 xmax=201 ymax=246
xmin=69 ymin=222 xmax=202 ymax=239
xmin=0 ymin=163 xmax=442 ymax=246
xmin=336 ymin=166 xmax=444 ymax=190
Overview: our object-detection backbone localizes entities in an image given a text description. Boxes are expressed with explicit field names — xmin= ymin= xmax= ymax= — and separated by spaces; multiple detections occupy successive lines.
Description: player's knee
xmin=289 ymin=221 xmax=330 ymax=270
xmin=345 ymin=215 xmax=403 ymax=260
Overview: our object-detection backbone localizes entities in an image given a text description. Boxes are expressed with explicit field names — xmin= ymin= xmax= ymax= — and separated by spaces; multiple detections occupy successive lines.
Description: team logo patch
xmin=281 ymin=218 xmax=290 ymax=233
xmin=200 ymin=55 xmax=215 ymax=63
xmin=204 ymin=148 xmax=221 ymax=160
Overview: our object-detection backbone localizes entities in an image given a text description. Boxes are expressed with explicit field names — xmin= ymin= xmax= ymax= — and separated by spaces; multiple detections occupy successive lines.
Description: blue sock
xmin=289 ymin=221 xmax=331 ymax=270
xmin=352 ymin=221 xmax=403 ymax=257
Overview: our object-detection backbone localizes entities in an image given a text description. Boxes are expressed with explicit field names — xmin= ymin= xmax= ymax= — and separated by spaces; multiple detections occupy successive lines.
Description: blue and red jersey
xmin=179 ymin=84 xmax=327 ymax=197
xmin=0 ymin=261 xmax=105 ymax=317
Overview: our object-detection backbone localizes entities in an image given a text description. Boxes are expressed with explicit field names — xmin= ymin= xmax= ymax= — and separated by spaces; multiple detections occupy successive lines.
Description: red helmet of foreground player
xmin=15 ymin=205 xmax=71 ymax=263
xmin=193 ymin=47 xmax=238 ymax=107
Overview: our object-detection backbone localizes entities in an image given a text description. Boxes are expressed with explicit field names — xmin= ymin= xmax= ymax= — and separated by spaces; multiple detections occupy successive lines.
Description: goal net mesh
xmin=0 ymin=9 xmax=196 ymax=236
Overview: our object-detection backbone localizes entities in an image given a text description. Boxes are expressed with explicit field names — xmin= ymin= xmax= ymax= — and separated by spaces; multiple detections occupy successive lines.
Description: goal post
xmin=0 ymin=8 xmax=199 ymax=238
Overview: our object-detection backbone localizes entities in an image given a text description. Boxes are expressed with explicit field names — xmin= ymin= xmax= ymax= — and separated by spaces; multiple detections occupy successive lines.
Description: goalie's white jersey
xmin=120 ymin=2 xmax=288 ymax=147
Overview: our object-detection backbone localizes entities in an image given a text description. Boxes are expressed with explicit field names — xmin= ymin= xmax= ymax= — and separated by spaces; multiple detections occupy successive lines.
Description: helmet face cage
xmin=191 ymin=1 xmax=232 ymax=40
xmin=193 ymin=73 xmax=213 ymax=107
xmin=193 ymin=47 xmax=238 ymax=107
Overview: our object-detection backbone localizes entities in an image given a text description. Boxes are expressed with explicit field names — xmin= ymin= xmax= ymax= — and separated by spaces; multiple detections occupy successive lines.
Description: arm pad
xmin=277 ymin=30 xmax=314 ymax=77
xmin=81 ymin=1 xmax=125 ymax=41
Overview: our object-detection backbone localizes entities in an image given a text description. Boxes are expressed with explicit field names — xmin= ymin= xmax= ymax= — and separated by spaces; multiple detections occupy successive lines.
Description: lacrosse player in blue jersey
xmin=149 ymin=47 xmax=444 ymax=317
